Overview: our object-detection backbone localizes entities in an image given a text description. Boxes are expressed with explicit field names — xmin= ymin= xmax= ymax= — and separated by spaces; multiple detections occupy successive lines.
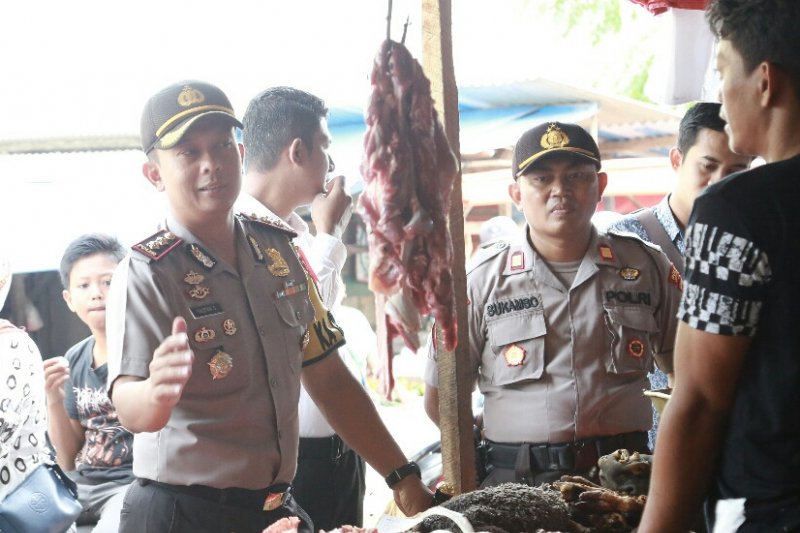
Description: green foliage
xmin=523 ymin=0 xmax=658 ymax=102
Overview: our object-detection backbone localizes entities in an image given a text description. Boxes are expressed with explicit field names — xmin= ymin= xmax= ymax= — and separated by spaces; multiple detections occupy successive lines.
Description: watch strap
xmin=384 ymin=461 xmax=421 ymax=489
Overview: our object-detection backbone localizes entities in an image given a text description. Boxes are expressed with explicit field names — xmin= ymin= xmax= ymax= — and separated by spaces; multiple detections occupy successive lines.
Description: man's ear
xmin=507 ymin=181 xmax=521 ymax=207
xmin=288 ymin=138 xmax=305 ymax=166
xmin=761 ymin=61 xmax=786 ymax=107
xmin=142 ymin=161 xmax=164 ymax=192
xmin=62 ymin=289 xmax=75 ymax=313
xmin=596 ymin=171 xmax=608 ymax=199
xmin=669 ymin=147 xmax=683 ymax=170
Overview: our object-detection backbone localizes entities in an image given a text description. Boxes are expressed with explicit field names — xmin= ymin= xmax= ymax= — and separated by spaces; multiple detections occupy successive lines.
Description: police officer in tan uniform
xmin=107 ymin=80 xmax=431 ymax=533
xmin=424 ymin=121 xmax=682 ymax=487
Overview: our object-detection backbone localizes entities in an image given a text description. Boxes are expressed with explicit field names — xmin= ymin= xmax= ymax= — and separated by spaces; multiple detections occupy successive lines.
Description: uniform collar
xmin=501 ymin=227 xmax=534 ymax=276
xmin=235 ymin=192 xmax=308 ymax=235
xmin=163 ymin=214 xmax=241 ymax=276
xmin=656 ymin=194 xmax=684 ymax=248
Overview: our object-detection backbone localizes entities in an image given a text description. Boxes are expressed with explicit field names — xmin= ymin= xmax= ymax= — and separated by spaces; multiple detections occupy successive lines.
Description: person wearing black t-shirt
xmin=640 ymin=1 xmax=800 ymax=531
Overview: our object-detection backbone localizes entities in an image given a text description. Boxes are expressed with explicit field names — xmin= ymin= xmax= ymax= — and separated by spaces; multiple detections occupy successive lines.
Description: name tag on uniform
xmin=190 ymin=303 xmax=223 ymax=318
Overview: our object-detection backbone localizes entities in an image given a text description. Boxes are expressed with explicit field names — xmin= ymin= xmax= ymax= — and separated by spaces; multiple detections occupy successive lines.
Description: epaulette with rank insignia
xmin=467 ymin=240 xmax=508 ymax=275
xmin=606 ymin=230 xmax=662 ymax=253
xmin=132 ymin=230 xmax=183 ymax=261
xmin=236 ymin=212 xmax=297 ymax=238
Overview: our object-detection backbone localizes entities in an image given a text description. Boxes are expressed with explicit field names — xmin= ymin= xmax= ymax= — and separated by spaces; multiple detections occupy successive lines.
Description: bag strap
xmin=633 ymin=208 xmax=684 ymax=272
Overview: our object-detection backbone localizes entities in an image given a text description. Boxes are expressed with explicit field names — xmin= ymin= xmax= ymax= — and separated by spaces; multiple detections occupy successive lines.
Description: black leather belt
xmin=140 ymin=479 xmax=290 ymax=510
xmin=486 ymin=431 xmax=648 ymax=472
xmin=298 ymin=434 xmax=350 ymax=462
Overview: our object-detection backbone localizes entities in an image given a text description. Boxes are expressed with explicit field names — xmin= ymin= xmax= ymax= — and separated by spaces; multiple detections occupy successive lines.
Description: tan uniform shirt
xmin=107 ymin=214 xmax=344 ymax=489
xmin=427 ymin=227 xmax=681 ymax=444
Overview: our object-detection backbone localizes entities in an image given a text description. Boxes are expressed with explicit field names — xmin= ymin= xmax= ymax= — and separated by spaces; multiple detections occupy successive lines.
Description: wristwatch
xmin=384 ymin=461 xmax=421 ymax=489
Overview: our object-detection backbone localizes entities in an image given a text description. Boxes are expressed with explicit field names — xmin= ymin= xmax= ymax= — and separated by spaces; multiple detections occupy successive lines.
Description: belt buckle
xmin=263 ymin=490 xmax=289 ymax=511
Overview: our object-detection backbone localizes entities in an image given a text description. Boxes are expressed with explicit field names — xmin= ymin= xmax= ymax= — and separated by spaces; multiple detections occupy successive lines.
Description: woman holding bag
xmin=0 ymin=247 xmax=79 ymax=532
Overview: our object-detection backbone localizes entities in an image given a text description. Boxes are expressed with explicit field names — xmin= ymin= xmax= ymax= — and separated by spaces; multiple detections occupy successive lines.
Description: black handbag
xmin=0 ymin=462 xmax=82 ymax=533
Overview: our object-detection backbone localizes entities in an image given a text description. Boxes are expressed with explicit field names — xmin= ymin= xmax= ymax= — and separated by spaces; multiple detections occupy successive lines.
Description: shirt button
xmin=258 ymin=328 xmax=266 ymax=336
xmin=270 ymin=378 xmax=277 ymax=387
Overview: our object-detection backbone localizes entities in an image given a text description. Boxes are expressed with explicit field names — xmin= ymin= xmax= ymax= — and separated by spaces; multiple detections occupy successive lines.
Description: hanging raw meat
xmin=359 ymin=38 xmax=459 ymax=393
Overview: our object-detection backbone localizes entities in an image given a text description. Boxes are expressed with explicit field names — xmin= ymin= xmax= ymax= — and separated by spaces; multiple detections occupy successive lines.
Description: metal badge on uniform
xmin=247 ymin=234 xmax=265 ymax=263
xmin=619 ymin=267 xmax=640 ymax=281
xmin=509 ymin=250 xmax=525 ymax=271
xmin=263 ymin=490 xmax=289 ymax=511
xmin=222 ymin=319 xmax=237 ymax=336
xmin=187 ymin=285 xmax=211 ymax=300
xmin=194 ymin=326 xmax=216 ymax=343
xmin=503 ymin=344 xmax=526 ymax=366
xmin=188 ymin=243 xmax=216 ymax=269
xmin=598 ymin=244 xmax=615 ymax=262
xmin=183 ymin=270 xmax=205 ymax=285
xmin=265 ymin=248 xmax=290 ymax=277
xmin=668 ymin=264 xmax=684 ymax=291
xmin=208 ymin=349 xmax=233 ymax=380
xmin=301 ymin=329 xmax=310 ymax=350
xmin=627 ymin=338 xmax=645 ymax=358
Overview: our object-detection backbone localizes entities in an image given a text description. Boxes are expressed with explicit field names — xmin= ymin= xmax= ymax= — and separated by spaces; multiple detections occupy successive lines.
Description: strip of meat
xmin=359 ymin=39 xmax=460 ymax=395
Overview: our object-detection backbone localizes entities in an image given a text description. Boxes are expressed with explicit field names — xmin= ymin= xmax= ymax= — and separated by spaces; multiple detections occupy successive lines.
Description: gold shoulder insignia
xmin=132 ymin=231 xmax=183 ymax=261
xmin=236 ymin=212 xmax=297 ymax=238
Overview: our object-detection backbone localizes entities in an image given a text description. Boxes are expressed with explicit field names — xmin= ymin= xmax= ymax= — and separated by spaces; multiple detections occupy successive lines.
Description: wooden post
xmin=421 ymin=0 xmax=476 ymax=494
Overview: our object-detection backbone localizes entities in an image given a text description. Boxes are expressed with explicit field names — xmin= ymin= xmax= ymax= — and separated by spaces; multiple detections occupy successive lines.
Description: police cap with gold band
xmin=140 ymin=80 xmax=243 ymax=154
xmin=512 ymin=121 xmax=601 ymax=179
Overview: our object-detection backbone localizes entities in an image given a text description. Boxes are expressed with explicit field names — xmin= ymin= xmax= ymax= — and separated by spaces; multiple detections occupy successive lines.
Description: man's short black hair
xmin=707 ymin=0 xmax=800 ymax=99
xmin=242 ymin=87 xmax=328 ymax=173
xmin=676 ymin=102 xmax=725 ymax=155
xmin=60 ymin=233 xmax=126 ymax=288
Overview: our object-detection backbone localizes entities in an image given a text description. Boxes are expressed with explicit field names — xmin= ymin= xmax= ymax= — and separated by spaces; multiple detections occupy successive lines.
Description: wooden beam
xmin=421 ymin=0 xmax=477 ymax=495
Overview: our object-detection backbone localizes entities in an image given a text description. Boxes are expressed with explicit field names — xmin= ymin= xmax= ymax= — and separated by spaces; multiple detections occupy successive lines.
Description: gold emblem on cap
xmin=223 ymin=319 xmax=237 ymax=336
xmin=504 ymin=344 xmax=526 ymax=366
xmin=266 ymin=248 xmax=290 ymax=277
xmin=540 ymin=123 xmax=570 ymax=150
xmin=188 ymin=285 xmax=210 ymax=300
xmin=208 ymin=350 xmax=233 ymax=380
xmin=177 ymin=86 xmax=205 ymax=107
xmin=194 ymin=326 xmax=216 ymax=343
xmin=183 ymin=270 xmax=204 ymax=285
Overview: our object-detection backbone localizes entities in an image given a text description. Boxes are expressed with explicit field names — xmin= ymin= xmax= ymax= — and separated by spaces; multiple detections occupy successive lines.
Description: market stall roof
xmin=0 ymin=78 xmax=680 ymax=274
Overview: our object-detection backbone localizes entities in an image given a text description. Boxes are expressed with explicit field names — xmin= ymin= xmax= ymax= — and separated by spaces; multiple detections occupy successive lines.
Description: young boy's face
xmin=63 ymin=252 xmax=119 ymax=335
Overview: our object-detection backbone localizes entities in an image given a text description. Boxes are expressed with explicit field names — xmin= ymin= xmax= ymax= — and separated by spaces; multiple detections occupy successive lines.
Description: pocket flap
xmin=489 ymin=312 xmax=546 ymax=348
xmin=604 ymin=306 xmax=659 ymax=332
